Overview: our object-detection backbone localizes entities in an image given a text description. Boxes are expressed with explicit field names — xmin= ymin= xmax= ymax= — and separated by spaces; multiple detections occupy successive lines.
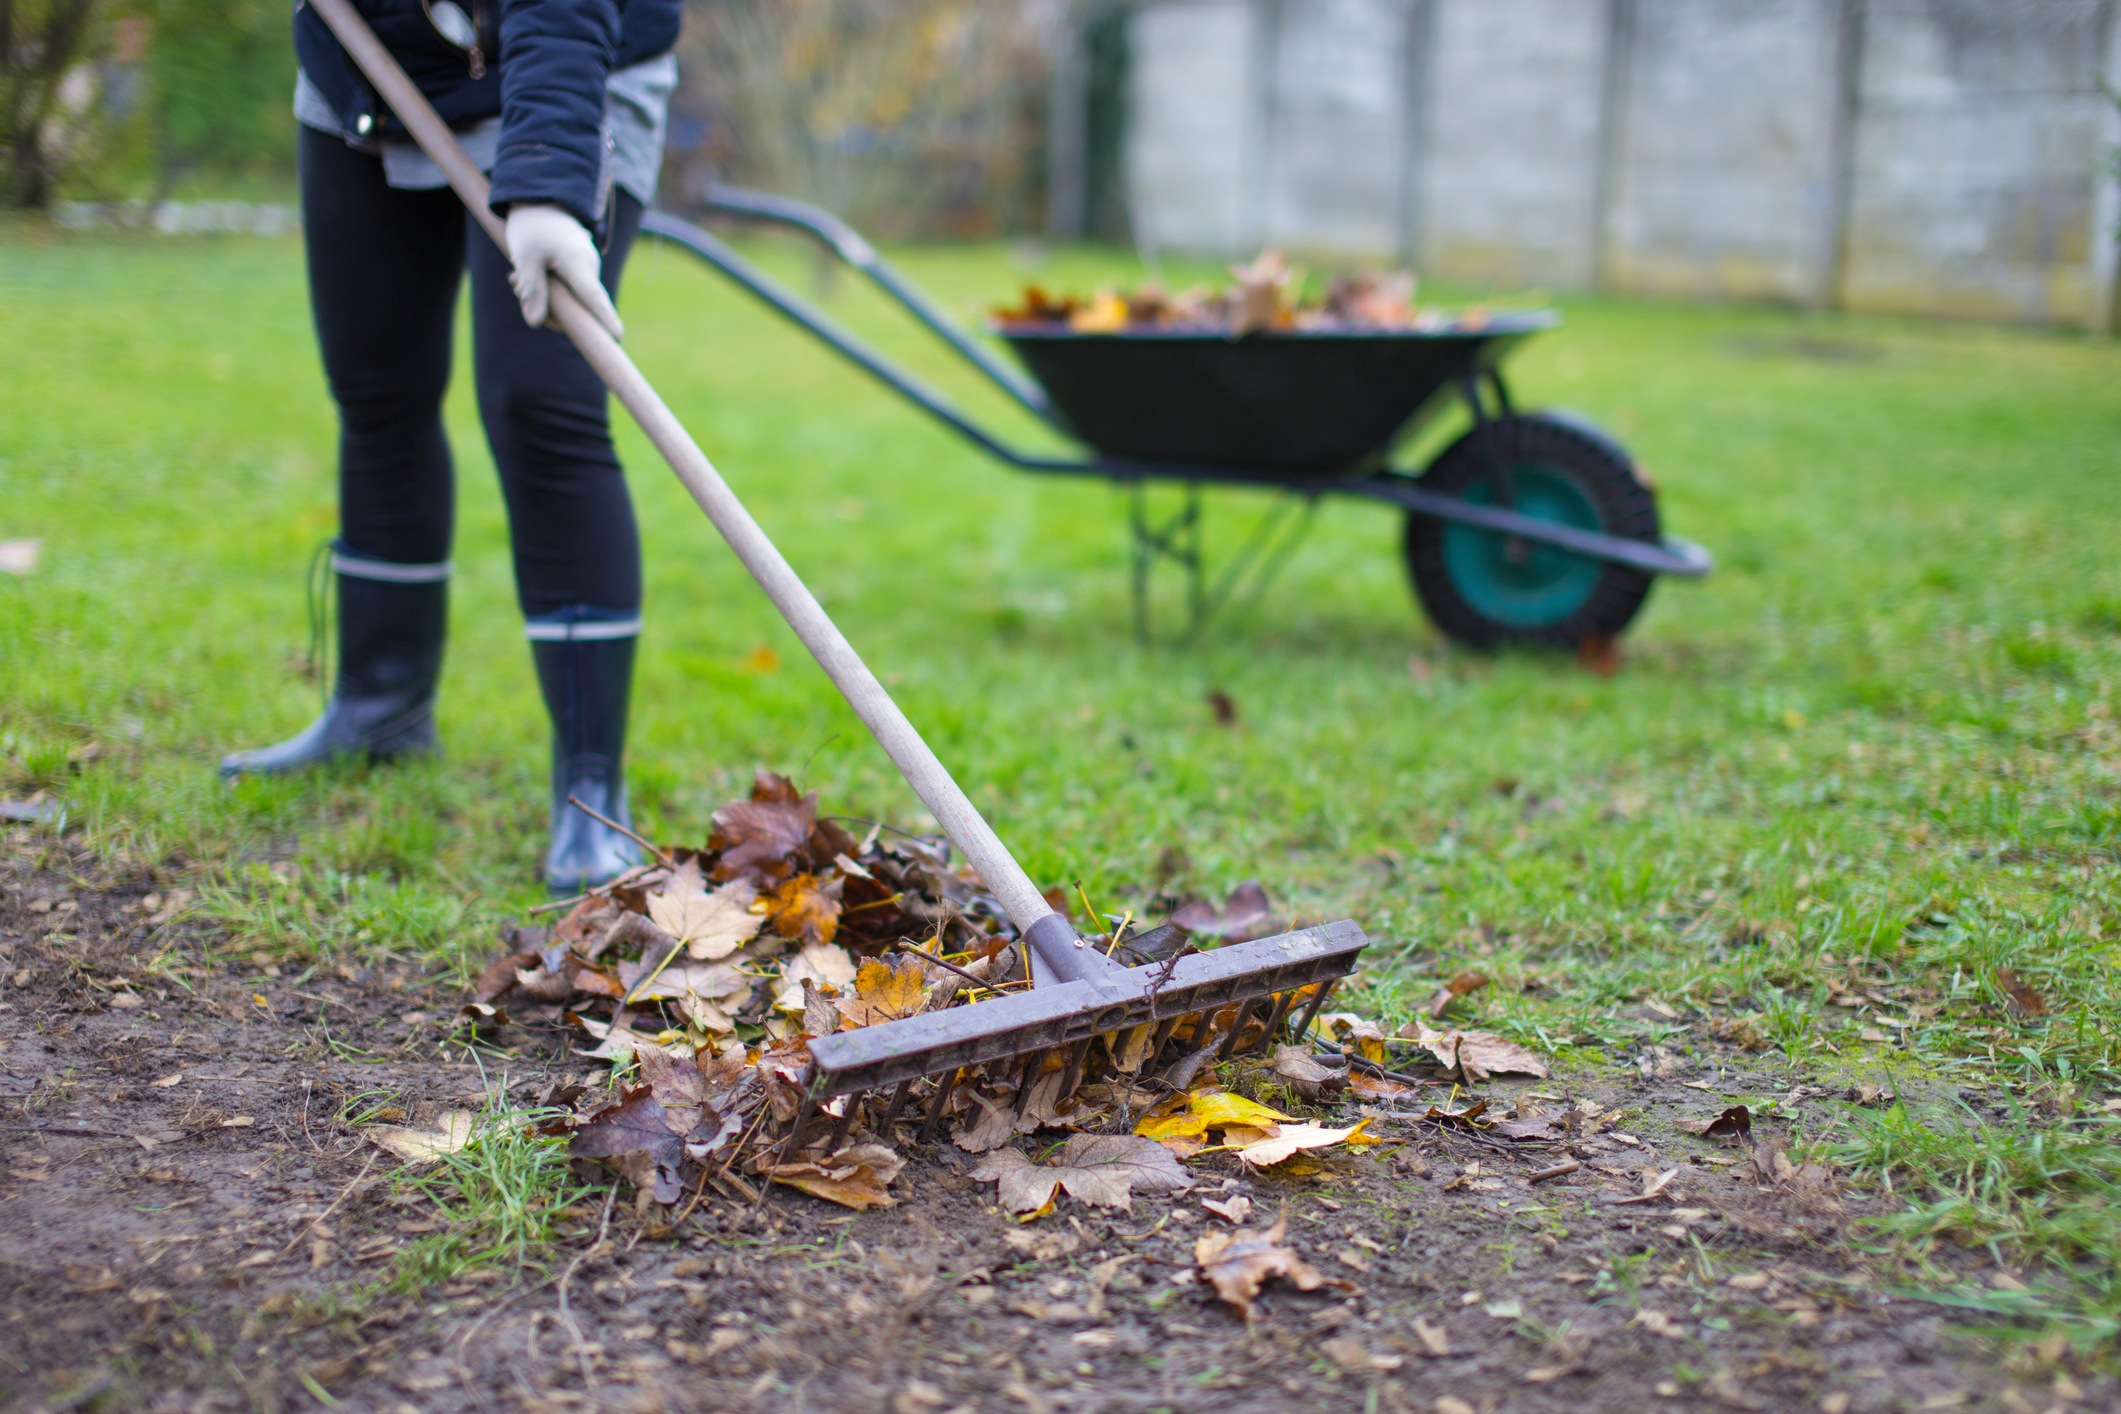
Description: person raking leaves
xmin=222 ymin=0 xmax=681 ymax=892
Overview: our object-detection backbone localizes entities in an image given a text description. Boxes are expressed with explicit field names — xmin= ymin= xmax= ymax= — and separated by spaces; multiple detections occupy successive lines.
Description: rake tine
xmin=1145 ymin=1015 xmax=1185 ymax=1071
xmin=917 ymin=1066 xmax=961 ymax=1144
xmin=1261 ymin=988 xmax=1298 ymax=1048
xmin=879 ymin=1078 xmax=914 ymax=1132
xmin=1216 ymin=996 xmax=1260 ymax=1062
xmin=1291 ymin=980 xmax=1336 ymax=1045
xmin=1010 ymin=1050 xmax=1045 ymax=1121
xmin=826 ymin=1092 xmax=860 ymax=1153
xmin=777 ymin=1088 xmax=821 ymax=1168
xmin=1057 ymin=1037 xmax=1092 ymax=1098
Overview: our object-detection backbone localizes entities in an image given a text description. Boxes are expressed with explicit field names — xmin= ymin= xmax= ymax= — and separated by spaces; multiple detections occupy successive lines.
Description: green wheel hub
xmin=1438 ymin=462 xmax=1602 ymax=629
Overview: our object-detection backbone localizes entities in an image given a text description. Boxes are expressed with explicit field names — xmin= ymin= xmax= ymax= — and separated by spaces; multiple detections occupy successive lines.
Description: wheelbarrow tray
xmin=999 ymin=314 xmax=1556 ymax=476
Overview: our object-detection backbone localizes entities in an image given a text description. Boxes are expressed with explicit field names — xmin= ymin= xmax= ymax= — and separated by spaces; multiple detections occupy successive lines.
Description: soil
xmin=0 ymin=844 xmax=2105 ymax=1414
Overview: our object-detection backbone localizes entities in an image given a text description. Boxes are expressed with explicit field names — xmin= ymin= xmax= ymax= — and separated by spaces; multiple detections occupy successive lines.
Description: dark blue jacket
xmin=294 ymin=0 xmax=682 ymax=226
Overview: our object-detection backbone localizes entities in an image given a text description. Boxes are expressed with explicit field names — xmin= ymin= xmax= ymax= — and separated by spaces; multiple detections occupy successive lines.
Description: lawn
xmin=4 ymin=221 xmax=2121 ymax=1352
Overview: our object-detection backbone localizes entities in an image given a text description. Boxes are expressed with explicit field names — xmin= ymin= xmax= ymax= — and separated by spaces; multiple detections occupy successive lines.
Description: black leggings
xmin=298 ymin=124 xmax=642 ymax=618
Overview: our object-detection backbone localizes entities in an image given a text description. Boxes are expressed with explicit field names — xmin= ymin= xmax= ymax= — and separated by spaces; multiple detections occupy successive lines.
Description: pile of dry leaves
xmin=459 ymin=771 xmax=1558 ymax=1247
xmin=994 ymin=251 xmax=1500 ymax=337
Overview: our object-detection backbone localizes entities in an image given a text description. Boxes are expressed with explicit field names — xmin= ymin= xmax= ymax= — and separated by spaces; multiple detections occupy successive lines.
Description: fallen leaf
xmin=970 ymin=1134 xmax=1191 ymax=1215
xmin=647 ymin=865 xmax=761 ymax=961
xmin=1608 ymin=1167 xmax=1681 ymax=1205
xmin=1406 ymin=1022 xmax=1547 ymax=1080
xmin=1318 ymin=1012 xmax=1389 ymax=1063
xmin=1427 ymin=970 xmax=1490 ymax=1018
xmin=370 ymin=1110 xmax=474 ymax=1165
xmin=710 ymin=771 xmax=816 ymax=883
xmin=1000 ymin=1228 xmax=1081 ymax=1262
xmin=1201 ymin=1195 xmax=1252 ymax=1224
xmin=1230 ymin=1119 xmax=1372 ymax=1169
xmin=1192 ymin=1208 xmax=1349 ymax=1319
xmin=569 ymin=1089 xmax=686 ymax=1203
xmin=773 ymin=942 xmax=858 ymax=1012
xmin=1270 ymin=1044 xmax=1348 ymax=1099
xmin=835 ymin=957 xmax=933 ymax=1028
xmin=763 ymin=873 xmax=840 ymax=944
xmin=1412 ymin=1316 xmax=1450 ymax=1357
xmin=1683 ymin=1104 xmax=1752 ymax=1141
xmin=1347 ymin=1069 xmax=1420 ymax=1101
xmin=1319 ymin=1337 xmax=1401 ymax=1373
xmin=769 ymin=1142 xmax=904 ymax=1210
xmin=1632 ymin=1308 xmax=1685 ymax=1339
xmin=1995 ymin=967 xmax=2047 ymax=1020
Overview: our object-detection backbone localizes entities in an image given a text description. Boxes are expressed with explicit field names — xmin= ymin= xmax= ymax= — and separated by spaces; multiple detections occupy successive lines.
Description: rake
xmin=310 ymin=0 xmax=1367 ymax=1147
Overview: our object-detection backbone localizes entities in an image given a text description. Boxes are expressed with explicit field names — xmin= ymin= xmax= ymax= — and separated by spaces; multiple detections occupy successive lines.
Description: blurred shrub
xmin=1 ymin=0 xmax=293 ymax=207
xmin=671 ymin=0 xmax=1058 ymax=238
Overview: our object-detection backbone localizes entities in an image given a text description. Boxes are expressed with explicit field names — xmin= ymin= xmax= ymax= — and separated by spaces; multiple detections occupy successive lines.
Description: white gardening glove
xmin=503 ymin=203 xmax=624 ymax=339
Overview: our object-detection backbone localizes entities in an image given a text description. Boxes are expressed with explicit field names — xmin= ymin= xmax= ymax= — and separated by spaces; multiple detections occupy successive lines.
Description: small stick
xmin=1342 ymin=1054 xmax=1443 ymax=1088
xmin=564 ymin=795 xmax=675 ymax=867
xmin=1528 ymin=1158 xmax=1581 ymax=1184
xmin=527 ymin=892 xmax=590 ymax=915
xmin=891 ymin=941 xmax=992 ymax=990
xmin=281 ymin=1152 xmax=378 ymax=1253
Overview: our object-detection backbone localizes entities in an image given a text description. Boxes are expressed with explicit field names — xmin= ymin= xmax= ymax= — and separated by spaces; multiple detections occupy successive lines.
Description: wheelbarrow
xmin=641 ymin=191 xmax=1711 ymax=649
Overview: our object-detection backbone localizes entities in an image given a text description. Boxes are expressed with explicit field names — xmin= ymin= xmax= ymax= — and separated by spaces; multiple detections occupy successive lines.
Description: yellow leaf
xmin=1068 ymin=289 xmax=1128 ymax=333
xmin=1188 ymin=1091 xmax=1295 ymax=1130
xmin=1135 ymin=1112 xmax=1207 ymax=1142
xmin=835 ymin=957 xmax=932 ymax=1028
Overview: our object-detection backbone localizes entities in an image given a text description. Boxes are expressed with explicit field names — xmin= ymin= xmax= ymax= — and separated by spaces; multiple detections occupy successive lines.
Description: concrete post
xmin=1590 ymin=0 xmax=1637 ymax=290
xmin=2093 ymin=0 xmax=2121 ymax=333
xmin=1815 ymin=0 xmax=1865 ymax=309
xmin=1397 ymin=0 xmax=1439 ymax=269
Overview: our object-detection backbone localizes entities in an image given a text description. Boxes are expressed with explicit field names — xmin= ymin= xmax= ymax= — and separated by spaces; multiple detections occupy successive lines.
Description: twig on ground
xmin=890 ymin=941 xmax=993 ymax=991
xmin=1529 ymin=1158 xmax=1581 ymax=1184
xmin=563 ymin=795 xmax=676 ymax=868
xmin=282 ymin=1152 xmax=378 ymax=1252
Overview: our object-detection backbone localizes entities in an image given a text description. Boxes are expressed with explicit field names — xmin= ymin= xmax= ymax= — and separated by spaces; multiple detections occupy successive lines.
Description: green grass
xmin=4 ymin=221 xmax=2120 ymax=1336
xmin=388 ymin=1106 xmax=595 ymax=1295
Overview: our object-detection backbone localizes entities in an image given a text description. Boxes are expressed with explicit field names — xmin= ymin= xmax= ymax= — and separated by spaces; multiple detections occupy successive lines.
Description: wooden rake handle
xmin=306 ymin=0 xmax=1069 ymax=950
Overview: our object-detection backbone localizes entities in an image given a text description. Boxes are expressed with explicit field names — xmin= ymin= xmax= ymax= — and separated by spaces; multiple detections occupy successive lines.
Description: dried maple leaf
xmin=772 ymin=942 xmax=858 ymax=1013
xmin=970 ymin=1134 xmax=1191 ymax=1215
xmin=768 ymin=1142 xmax=904 ymax=1210
xmin=710 ymin=771 xmax=816 ymax=883
xmin=1192 ymin=1208 xmax=1348 ymax=1319
xmin=834 ymin=957 xmax=932 ymax=1028
xmin=647 ymin=864 xmax=760 ymax=960
xmin=1201 ymin=1194 xmax=1252 ymax=1224
xmin=1405 ymin=1022 xmax=1548 ymax=1080
xmin=568 ymin=1088 xmax=685 ymax=1203
xmin=764 ymin=873 xmax=840 ymax=944
xmin=614 ymin=958 xmax=747 ymax=1005
xmin=369 ymin=1110 xmax=474 ymax=1165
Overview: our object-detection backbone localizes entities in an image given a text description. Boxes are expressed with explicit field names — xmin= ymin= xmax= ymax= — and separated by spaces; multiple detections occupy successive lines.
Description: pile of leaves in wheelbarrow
xmin=993 ymin=250 xmax=1500 ymax=337
xmin=461 ymin=770 xmax=1550 ymax=1218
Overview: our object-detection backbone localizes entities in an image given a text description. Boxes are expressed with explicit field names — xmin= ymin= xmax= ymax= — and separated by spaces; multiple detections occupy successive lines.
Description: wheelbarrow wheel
xmin=1403 ymin=412 xmax=1659 ymax=650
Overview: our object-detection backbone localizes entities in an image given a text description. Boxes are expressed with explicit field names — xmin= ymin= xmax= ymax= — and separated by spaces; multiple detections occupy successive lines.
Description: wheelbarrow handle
xmin=305 ymin=0 xmax=1084 ymax=968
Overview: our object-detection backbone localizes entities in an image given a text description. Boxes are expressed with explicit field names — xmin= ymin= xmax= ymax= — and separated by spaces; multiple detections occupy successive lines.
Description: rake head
xmin=791 ymin=916 xmax=1366 ymax=1151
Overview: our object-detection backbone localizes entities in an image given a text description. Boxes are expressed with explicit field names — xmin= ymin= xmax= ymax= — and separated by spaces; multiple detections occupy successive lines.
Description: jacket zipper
xmin=418 ymin=0 xmax=486 ymax=78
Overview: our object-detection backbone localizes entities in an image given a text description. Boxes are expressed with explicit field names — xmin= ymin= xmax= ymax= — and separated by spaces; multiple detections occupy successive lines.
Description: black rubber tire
xmin=1403 ymin=412 xmax=1661 ymax=651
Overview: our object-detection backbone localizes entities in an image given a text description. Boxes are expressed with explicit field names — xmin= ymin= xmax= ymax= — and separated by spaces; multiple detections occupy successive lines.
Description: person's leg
xmin=223 ymin=127 xmax=466 ymax=776
xmin=469 ymin=193 xmax=646 ymax=889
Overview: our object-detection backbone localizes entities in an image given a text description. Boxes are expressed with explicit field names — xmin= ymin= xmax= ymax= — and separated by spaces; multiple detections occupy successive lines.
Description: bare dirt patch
xmin=1 ymin=849 xmax=2102 ymax=1413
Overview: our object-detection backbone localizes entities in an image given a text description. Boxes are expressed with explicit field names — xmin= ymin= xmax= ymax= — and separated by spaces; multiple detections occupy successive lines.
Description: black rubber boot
xmin=221 ymin=551 xmax=447 ymax=777
xmin=530 ymin=615 xmax=642 ymax=893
